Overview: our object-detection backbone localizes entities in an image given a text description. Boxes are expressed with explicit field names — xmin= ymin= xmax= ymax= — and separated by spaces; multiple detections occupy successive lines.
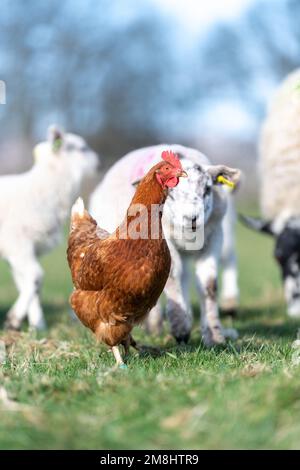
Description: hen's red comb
xmin=161 ymin=150 xmax=182 ymax=169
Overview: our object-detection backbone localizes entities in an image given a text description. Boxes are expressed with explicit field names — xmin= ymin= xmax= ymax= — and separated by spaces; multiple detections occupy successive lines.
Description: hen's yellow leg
xmin=112 ymin=346 xmax=127 ymax=369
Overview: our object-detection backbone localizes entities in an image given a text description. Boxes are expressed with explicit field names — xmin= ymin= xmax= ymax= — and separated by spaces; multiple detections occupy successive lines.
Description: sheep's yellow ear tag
xmin=217 ymin=175 xmax=235 ymax=189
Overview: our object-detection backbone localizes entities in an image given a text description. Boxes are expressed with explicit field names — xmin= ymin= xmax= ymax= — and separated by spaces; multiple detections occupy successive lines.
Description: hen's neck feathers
xmin=115 ymin=166 xmax=167 ymax=240
xmin=130 ymin=168 xmax=167 ymax=207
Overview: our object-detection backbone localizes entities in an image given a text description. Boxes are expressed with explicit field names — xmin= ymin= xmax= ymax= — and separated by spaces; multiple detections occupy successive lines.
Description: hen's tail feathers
xmin=72 ymin=197 xmax=85 ymax=216
xmin=70 ymin=198 xmax=89 ymax=230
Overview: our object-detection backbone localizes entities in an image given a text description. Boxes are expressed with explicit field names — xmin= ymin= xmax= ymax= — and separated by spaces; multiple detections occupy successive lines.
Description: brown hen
xmin=67 ymin=151 xmax=187 ymax=367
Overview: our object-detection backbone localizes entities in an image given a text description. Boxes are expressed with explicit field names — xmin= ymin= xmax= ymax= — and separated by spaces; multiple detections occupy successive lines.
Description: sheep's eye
xmin=204 ymin=186 xmax=212 ymax=196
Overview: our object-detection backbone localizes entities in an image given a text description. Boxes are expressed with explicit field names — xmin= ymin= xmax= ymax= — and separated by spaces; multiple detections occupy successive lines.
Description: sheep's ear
xmin=47 ymin=125 xmax=64 ymax=153
xmin=239 ymin=213 xmax=274 ymax=236
xmin=206 ymin=165 xmax=241 ymax=190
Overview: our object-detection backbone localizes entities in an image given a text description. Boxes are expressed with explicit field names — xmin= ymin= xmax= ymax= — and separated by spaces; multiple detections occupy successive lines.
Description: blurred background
xmin=0 ymin=0 xmax=299 ymax=201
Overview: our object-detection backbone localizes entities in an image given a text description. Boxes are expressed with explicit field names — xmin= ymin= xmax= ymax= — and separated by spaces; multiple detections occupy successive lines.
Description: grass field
xmin=1 ymin=222 xmax=300 ymax=450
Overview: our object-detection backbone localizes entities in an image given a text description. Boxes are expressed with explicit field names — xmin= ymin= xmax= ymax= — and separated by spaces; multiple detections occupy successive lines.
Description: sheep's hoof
xmin=28 ymin=317 xmax=47 ymax=331
xmin=223 ymin=327 xmax=239 ymax=341
xmin=174 ymin=333 xmax=190 ymax=345
xmin=4 ymin=322 xmax=21 ymax=332
xmin=202 ymin=328 xmax=226 ymax=348
xmin=4 ymin=315 xmax=21 ymax=331
xmin=202 ymin=326 xmax=238 ymax=348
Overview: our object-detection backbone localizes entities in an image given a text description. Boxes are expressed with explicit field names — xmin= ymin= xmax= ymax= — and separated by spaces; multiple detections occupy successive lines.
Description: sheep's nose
xmin=191 ymin=215 xmax=197 ymax=231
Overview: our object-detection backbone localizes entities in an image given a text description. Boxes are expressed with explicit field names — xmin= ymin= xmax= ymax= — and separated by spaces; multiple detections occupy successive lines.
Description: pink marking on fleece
xmin=130 ymin=151 xmax=157 ymax=183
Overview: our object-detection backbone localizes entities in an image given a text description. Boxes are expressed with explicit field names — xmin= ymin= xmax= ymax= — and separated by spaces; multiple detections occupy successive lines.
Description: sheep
xmin=241 ymin=68 xmax=300 ymax=317
xmin=89 ymin=144 xmax=240 ymax=346
xmin=1 ymin=125 xmax=100 ymax=330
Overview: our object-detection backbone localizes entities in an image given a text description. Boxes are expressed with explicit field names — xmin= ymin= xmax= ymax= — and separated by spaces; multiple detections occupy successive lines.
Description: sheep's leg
xmin=220 ymin=194 xmax=239 ymax=316
xmin=144 ymin=302 xmax=164 ymax=336
xmin=27 ymin=294 xmax=46 ymax=330
xmin=164 ymin=248 xmax=192 ymax=344
xmin=220 ymin=251 xmax=239 ymax=315
xmin=195 ymin=228 xmax=238 ymax=347
xmin=5 ymin=253 xmax=44 ymax=330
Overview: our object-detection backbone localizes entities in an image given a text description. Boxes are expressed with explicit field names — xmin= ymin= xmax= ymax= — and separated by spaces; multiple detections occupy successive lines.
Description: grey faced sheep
xmin=89 ymin=144 xmax=240 ymax=347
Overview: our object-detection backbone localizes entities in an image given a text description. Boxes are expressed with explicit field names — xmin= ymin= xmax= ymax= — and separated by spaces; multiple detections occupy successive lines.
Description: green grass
xmin=1 ymin=223 xmax=300 ymax=450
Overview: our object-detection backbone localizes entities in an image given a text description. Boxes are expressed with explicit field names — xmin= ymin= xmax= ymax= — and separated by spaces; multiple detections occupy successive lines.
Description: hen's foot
xmin=111 ymin=345 xmax=127 ymax=369
xmin=121 ymin=335 xmax=162 ymax=359
xmin=130 ymin=337 xmax=162 ymax=357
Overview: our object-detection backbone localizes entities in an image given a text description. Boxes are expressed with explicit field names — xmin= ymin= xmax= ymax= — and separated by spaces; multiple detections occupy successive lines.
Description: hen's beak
xmin=178 ymin=170 xmax=188 ymax=178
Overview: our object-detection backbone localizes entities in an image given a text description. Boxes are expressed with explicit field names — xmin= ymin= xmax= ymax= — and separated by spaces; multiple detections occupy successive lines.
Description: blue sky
xmin=0 ymin=0 xmax=293 ymax=142
xmin=150 ymin=0 xmax=260 ymax=138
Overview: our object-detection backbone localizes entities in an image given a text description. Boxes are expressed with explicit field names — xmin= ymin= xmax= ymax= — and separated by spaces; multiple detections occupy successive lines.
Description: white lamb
xmin=89 ymin=145 xmax=240 ymax=346
xmin=241 ymin=69 xmax=300 ymax=316
xmin=1 ymin=125 xmax=100 ymax=330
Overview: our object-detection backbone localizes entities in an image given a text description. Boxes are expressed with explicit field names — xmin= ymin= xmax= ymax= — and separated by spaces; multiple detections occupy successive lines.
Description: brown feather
xmin=67 ymin=162 xmax=172 ymax=349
